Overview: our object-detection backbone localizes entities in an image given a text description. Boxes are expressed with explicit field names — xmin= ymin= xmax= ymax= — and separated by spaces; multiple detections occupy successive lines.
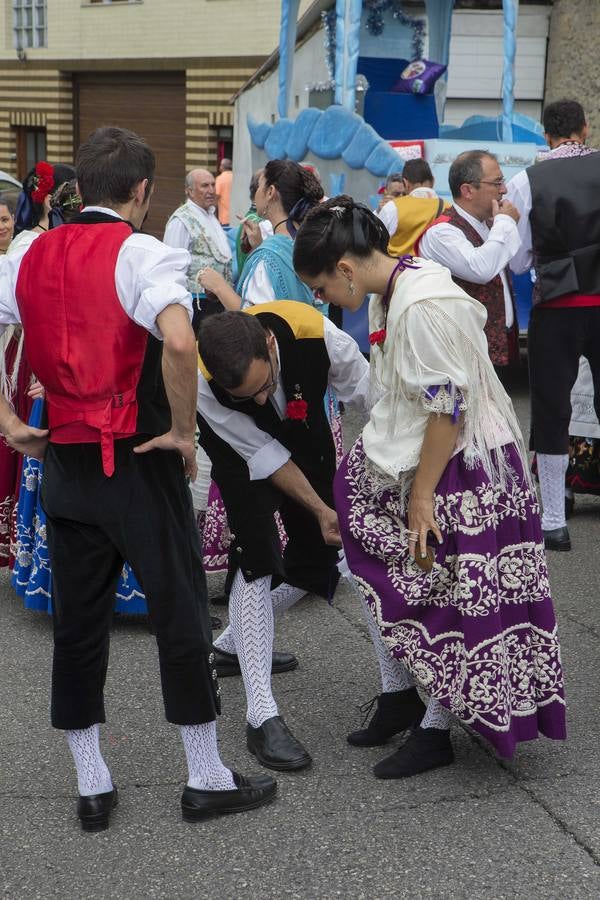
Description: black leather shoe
xmin=246 ymin=716 xmax=312 ymax=771
xmin=210 ymin=593 xmax=230 ymax=606
xmin=210 ymin=614 xmax=223 ymax=630
xmin=373 ymin=727 xmax=454 ymax=779
xmin=214 ymin=647 xmax=298 ymax=678
xmin=543 ymin=526 xmax=571 ymax=551
xmin=77 ymin=786 xmax=118 ymax=832
xmin=181 ymin=771 xmax=277 ymax=821
xmin=347 ymin=688 xmax=426 ymax=747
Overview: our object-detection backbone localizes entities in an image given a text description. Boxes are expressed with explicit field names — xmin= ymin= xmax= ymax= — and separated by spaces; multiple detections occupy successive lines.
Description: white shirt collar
xmin=453 ymin=203 xmax=489 ymax=238
xmin=81 ymin=206 xmax=123 ymax=219
xmin=186 ymin=198 xmax=217 ymax=220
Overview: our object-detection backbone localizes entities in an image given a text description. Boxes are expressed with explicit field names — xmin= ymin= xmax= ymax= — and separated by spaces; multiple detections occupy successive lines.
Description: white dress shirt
xmin=0 ymin=207 xmax=193 ymax=339
xmin=377 ymin=187 xmax=439 ymax=237
xmin=197 ymin=316 xmax=369 ymax=481
xmin=418 ymin=204 xmax=520 ymax=329
xmin=163 ymin=198 xmax=231 ymax=260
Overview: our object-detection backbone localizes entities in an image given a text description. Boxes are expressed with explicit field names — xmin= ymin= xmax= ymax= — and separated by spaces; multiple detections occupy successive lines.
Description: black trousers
xmin=213 ymin=465 xmax=340 ymax=601
xmin=41 ymin=437 xmax=219 ymax=730
xmin=528 ymin=306 xmax=600 ymax=454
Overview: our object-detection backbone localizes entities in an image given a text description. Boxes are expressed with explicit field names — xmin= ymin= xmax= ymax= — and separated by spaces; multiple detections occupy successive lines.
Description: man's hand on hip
xmin=134 ymin=431 xmax=197 ymax=481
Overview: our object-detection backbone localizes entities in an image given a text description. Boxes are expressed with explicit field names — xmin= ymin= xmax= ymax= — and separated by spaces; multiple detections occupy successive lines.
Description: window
xmin=13 ymin=0 xmax=47 ymax=49
xmin=14 ymin=127 xmax=47 ymax=181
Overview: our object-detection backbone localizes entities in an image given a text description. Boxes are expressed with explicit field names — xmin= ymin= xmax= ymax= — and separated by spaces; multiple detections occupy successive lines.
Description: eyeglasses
xmin=468 ymin=178 xmax=506 ymax=188
xmin=226 ymin=358 xmax=278 ymax=403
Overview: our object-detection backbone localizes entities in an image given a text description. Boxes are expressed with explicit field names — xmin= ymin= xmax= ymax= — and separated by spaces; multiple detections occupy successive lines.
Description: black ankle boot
xmin=373 ymin=726 xmax=454 ymax=779
xmin=347 ymin=688 xmax=426 ymax=747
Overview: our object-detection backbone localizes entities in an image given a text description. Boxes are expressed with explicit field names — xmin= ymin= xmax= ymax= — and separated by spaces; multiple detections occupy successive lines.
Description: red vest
xmin=16 ymin=222 xmax=149 ymax=476
xmin=417 ymin=207 xmax=519 ymax=367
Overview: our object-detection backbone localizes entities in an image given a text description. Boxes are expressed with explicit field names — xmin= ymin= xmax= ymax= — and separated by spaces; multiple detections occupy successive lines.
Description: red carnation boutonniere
xmin=31 ymin=161 xmax=55 ymax=205
xmin=369 ymin=328 xmax=387 ymax=348
xmin=286 ymin=385 xmax=308 ymax=425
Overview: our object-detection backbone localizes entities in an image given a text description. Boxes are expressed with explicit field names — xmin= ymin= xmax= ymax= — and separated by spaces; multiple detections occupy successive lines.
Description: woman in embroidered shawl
xmin=196 ymin=161 xmax=342 ymax=585
xmin=293 ymin=197 xmax=566 ymax=779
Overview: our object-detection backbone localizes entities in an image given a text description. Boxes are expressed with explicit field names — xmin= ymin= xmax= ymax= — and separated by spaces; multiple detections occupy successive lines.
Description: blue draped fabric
xmin=278 ymin=0 xmax=301 ymax=119
xmin=334 ymin=0 xmax=363 ymax=110
xmin=501 ymin=0 xmax=519 ymax=142
xmin=12 ymin=398 xmax=148 ymax=615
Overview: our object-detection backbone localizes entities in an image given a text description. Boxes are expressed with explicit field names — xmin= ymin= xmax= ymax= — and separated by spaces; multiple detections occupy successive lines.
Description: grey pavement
xmin=2 ymin=370 xmax=600 ymax=899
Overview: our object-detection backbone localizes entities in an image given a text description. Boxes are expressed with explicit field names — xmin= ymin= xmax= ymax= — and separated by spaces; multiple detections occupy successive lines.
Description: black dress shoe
xmin=246 ymin=715 xmax=312 ymax=771
xmin=181 ymin=771 xmax=277 ymax=821
xmin=210 ymin=614 xmax=223 ymax=630
xmin=373 ymin=727 xmax=454 ymax=779
xmin=213 ymin=646 xmax=298 ymax=678
xmin=347 ymin=688 xmax=426 ymax=747
xmin=543 ymin=525 xmax=571 ymax=551
xmin=77 ymin=786 xmax=118 ymax=832
xmin=210 ymin=593 xmax=230 ymax=606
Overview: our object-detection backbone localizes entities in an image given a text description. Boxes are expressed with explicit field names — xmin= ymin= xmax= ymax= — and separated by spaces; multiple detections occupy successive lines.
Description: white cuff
xmin=247 ymin=438 xmax=291 ymax=481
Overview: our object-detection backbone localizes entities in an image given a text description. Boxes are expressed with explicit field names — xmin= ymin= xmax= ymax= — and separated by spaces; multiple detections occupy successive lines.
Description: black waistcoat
xmin=67 ymin=211 xmax=171 ymax=437
xmin=198 ymin=311 xmax=335 ymax=494
xmin=528 ymin=153 xmax=600 ymax=302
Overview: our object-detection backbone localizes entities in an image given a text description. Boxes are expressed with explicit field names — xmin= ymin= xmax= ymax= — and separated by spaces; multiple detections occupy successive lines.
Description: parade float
xmin=233 ymin=0 xmax=546 ymax=343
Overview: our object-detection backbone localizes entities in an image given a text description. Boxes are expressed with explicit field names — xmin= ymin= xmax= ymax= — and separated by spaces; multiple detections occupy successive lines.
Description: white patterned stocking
xmin=180 ymin=720 xmax=235 ymax=790
xmin=421 ymin=698 xmax=453 ymax=731
xmin=537 ymin=453 xmax=569 ymax=530
xmin=349 ymin=575 xmax=415 ymax=693
xmin=228 ymin=570 xmax=279 ymax=728
xmin=66 ymin=724 xmax=113 ymax=797
xmin=214 ymin=581 xmax=306 ymax=655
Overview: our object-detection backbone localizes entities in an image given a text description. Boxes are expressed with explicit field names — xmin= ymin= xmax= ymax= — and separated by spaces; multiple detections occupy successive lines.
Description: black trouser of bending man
xmin=528 ymin=306 xmax=600 ymax=454
xmin=42 ymin=436 xmax=219 ymax=730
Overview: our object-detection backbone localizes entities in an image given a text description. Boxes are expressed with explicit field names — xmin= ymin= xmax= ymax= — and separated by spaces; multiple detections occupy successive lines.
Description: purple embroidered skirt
xmin=334 ymin=438 xmax=567 ymax=758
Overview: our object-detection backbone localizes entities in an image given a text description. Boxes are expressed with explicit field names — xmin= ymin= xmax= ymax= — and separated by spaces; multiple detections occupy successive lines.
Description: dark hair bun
xmin=293 ymin=195 xmax=389 ymax=278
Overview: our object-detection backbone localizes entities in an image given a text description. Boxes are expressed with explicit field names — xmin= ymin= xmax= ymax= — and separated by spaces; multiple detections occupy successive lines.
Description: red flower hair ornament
xmin=31 ymin=161 xmax=55 ymax=205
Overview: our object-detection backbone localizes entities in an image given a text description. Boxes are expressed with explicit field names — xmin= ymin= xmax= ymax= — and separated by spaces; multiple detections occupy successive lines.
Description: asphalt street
xmin=2 ymin=369 xmax=600 ymax=899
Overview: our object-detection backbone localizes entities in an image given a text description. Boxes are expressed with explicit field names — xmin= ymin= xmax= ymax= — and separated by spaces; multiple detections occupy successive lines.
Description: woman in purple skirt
xmin=293 ymin=197 xmax=566 ymax=779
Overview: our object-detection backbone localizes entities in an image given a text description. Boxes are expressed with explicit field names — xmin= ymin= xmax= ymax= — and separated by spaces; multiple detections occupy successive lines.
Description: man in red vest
xmin=0 ymin=126 xmax=275 ymax=830
xmin=418 ymin=150 xmax=521 ymax=368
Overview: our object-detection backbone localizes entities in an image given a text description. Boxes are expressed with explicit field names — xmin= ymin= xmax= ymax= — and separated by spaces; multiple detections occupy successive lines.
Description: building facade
xmin=0 ymin=0 xmax=312 ymax=234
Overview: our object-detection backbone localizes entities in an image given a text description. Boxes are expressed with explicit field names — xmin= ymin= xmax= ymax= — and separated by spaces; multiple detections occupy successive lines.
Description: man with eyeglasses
xmin=196 ymin=301 xmax=369 ymax=772
xmin=417 ymin=149 xmax=521 ymax=368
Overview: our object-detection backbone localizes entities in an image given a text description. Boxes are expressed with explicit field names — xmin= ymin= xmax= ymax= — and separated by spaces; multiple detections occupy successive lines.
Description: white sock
xmin=228 ymin=570 xmax=279 ymax=728
xmin=214 ymin=581 xmax=306 ymax=655
xmin=421 ymin=698 xmax=453 ymax=731
xmin=66 ymin=724 xmax=113 ymax=797
xmin=349 ymin=575 xmax=415 ymax=693
xmin=537 ymin=453 xmax=569 ymax=530
xmin=180 ymin=721 xmax=235 ymax=791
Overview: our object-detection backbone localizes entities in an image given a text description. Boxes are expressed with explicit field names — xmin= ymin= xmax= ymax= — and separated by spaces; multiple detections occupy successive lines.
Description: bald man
xmin=164 ymin=168 xmax=233 ymax=324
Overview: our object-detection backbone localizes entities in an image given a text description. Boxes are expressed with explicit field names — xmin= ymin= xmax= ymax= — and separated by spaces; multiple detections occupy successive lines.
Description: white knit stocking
xmin=214 ymin=581 xmax=306 ymax=655
xmin=180 ymin=720 xmax=235 ymax=790
xmin=537 ymin=453 xmax=569 ymax=530
xmin=66 ymin=725 xmax=113 ymax=797
xmin=228 ymin=570 xmax=279 ymax=728
xmin=347 ymin=573 xmax=415 ymax=694
xmin=421 ymin=698 xmax=453 ymax=731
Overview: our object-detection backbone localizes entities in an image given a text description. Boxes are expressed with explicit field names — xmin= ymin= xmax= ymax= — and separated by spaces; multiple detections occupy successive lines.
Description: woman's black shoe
xmin=181 ymin=771 xmax=277 ymax=821
xmin=77 ymin=786 xmax=118 ymax=832
xmin=347 ymin=688 xmax=426 ymax=747
xmin=543 ymin=526 xmax=571 ymax=551
xmin=373 ymin=727 xmax=454 ymax=779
